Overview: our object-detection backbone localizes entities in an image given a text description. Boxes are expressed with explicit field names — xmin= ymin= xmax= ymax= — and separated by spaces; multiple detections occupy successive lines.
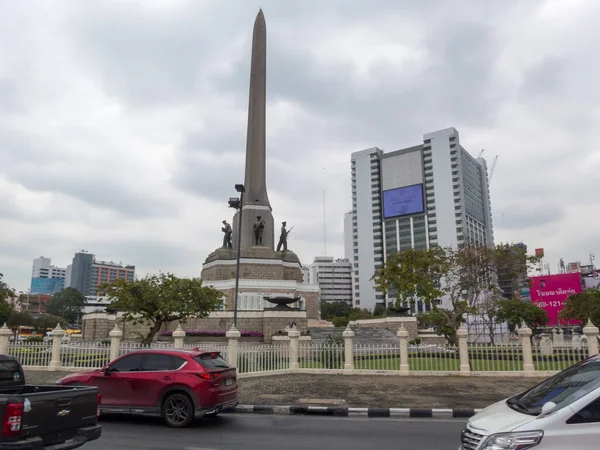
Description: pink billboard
xmin=529 ymin=273 xmax=582 ymax=325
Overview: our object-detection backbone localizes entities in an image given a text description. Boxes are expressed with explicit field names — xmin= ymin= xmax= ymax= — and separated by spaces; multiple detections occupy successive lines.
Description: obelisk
xmin=233 ymin=9 xmax=274 ymax=252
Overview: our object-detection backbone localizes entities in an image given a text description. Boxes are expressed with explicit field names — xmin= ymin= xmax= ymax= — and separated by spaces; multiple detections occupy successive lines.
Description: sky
xmin=1 ymin=0 xmax=599 ymax=292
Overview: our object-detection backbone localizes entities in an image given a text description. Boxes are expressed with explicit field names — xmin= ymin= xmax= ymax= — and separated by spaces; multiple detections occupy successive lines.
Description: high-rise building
xmin=345 ymin=127 xmax=494 ymax=312
xmin=308 ymin=257 xmax=353 ymax=305
xmin=68 ymin=251 xmax=135 ymax=296
xmin=30 ymin=257 xmax=66 ymax=294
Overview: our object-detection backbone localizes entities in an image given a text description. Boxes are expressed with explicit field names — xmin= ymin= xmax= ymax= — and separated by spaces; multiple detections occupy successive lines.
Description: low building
xmin=308 ymin=257 xmax=352 ymax=305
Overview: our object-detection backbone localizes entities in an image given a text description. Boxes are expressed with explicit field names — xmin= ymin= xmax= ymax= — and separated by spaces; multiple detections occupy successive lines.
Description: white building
xmin=345 ymin=127 xmax=494 ymax=313
xmin=31 ymin=257 xmax=67 ymax=279
xmin=308 ymin=257 xmax=353 ymax=305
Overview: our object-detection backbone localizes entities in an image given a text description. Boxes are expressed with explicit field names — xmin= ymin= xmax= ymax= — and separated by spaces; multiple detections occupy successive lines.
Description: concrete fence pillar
xmin=397 ymin=325 xmax=410 ymax=375
xmin=226 ymin=326 xmax=241 ymax=368
xmin=288 ymin=326 xmax=300 ymax=371
xmin=518 ymin=322 xmax=535 ymax=376
xmin=457 ymin=324 xmax=470 ymax=374
xmin=583 ymin=319 xmax=599 ymax=357
xmin=172 ymin=324 xmax=186 ymax=348
xmin=342 ymin=325 xmax=355 ymax=371
xmin=49 ymin=324 xmax=65 ymax=371
xmin=0 ymin=324 xmax=12 ymax=355
xmin=109 ymin=324 xmax=123 ymax=362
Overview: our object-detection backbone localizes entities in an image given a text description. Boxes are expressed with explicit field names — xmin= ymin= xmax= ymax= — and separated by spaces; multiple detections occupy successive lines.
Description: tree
xmin=493 ymin=298 xmax=549 ymax=332
xmin=102 ymin=273 xmax=223 ymax=345
xmin=46 ymin=288 xmax=86 ymax=325
xmin=559 ymin=290 xmax=600 ymax=325
xmin=372 ymin=244 xmax=539 ymax=345
xmin=7 ymin=311 xmax=34 ymax=327
xmin=33 ymin=314 xmax=62 ymax=332
xmin=0 ymin=274 xmax=15 ymax=327
xmin=321 ymin=301 xmax=351 ymax=321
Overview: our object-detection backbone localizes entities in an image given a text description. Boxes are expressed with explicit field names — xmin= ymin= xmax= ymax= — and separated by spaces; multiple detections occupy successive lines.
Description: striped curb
xmin=223 ymin=405 xmax=482 ymax=418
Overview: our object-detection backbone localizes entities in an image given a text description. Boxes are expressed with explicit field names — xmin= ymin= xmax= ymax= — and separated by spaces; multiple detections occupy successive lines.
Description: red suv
xmin=56 ymin=349 xmax=238 ymax=428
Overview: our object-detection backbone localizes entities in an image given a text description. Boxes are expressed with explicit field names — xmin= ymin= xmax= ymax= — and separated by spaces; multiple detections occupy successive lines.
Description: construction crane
xmin=478 ymin=149 xmax=485 ymax=158
xmin=489 ymin=155 xmax=499 ymax=182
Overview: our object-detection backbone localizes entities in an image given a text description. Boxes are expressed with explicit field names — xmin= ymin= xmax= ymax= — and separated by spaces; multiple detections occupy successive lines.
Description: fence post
xmin=397 ymin=325 xmax=409 ymax=375
xmin=457 ymin=324 xmax=470 ymax=374
xmin=288 ymin=326 xmax=300 ymax=371
xmin=172 ymin=324 xmax=186 ymax=348
xmin=342 ymin=325 xmax=355 ymax=371
xmin=109 ymin=324 xmax=123 ymax=362
xmin=226 ymin=325 xmax=241 ymax=368
xmin=48 ymin=324 xmax=65 ymax=371
xmin=518 ymin=322 xmax=535 ymax=376
xmin=0 ymin=324 xmax=11 ymax=355
xmin=583 ymin=319 xmax=599 ymax=357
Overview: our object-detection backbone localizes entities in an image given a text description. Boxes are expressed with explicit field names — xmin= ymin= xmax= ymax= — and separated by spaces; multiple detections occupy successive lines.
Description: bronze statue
xmin=276 ymin=221 xmax=291 ymax=251
xmin=221 ymin=220 xmax=232 ymax=248
xmin=253 ymin=216 xmax=265 ymax=246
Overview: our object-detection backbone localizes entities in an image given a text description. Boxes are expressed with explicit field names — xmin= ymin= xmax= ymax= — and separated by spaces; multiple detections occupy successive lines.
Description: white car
xmin=460 ymin=355 xmax=600 ymax=449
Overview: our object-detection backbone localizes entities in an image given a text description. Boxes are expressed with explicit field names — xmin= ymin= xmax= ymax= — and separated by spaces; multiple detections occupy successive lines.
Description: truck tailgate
xmin=8 ymin=386 xmax=98 ymax=445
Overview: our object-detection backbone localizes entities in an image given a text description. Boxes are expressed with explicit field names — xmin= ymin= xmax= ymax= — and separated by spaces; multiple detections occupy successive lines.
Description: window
xmin=110 ymin=354 xmax=145 ymax=372
xmin=0 ymin=360 xmax=21 ymax=382
xmin=194 ymin=353 xmax=230 ymax=369
xmin=142 ymin=354 xmax=186 ymax=371
xmin=510 ymin=359 xmax=600 ymax=416
xmin=568 ymin=397 xmax=600 ymax=424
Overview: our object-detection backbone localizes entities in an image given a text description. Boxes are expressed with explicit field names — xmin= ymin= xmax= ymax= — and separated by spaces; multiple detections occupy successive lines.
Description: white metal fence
xmin=237 ymin=343 xmax=289 ymax=373
xmin=7 ymin=341 xmax=52 ymax=367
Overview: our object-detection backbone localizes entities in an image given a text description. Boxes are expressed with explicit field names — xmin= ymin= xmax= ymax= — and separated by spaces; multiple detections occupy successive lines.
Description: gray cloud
xmin=0 ymin=0 xmax=599 ymax=290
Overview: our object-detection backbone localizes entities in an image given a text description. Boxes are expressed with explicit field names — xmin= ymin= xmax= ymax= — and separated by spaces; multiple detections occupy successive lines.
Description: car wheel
xmin=162 ymin=393 xmax=194 ymax=428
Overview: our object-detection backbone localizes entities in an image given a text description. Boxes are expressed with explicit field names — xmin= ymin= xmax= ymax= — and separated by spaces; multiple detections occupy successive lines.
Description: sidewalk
xmin=25 ymin=371 xmax=545 ymax=409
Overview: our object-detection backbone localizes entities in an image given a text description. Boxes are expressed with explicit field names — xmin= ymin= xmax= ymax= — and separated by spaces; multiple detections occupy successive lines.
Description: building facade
xmin=30 ymin=257 xmax=67 ymax=295
xmin=308 ymin=257 xmax=352 ymax=305
xmin=345 ymin=127 xmax=494 ymax=312
xmin=68 ymin=251 xmax=135 ymax=296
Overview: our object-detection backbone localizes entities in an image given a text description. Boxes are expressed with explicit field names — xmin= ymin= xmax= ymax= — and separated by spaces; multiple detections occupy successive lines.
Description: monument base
xmin=201 ymin=246 xmax=319 ymax=320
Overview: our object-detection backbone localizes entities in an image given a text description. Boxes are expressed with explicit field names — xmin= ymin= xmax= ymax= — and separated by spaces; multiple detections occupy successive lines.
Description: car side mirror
xmin=537 ymin=401 xmax=557 ymax=419
xmin=103 ymin=367 xmax=111 ymax=376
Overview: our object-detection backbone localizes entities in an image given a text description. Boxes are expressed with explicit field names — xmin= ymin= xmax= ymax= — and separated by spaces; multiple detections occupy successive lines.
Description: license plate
xmin=225 ymin=378 xmax=233 ymax=386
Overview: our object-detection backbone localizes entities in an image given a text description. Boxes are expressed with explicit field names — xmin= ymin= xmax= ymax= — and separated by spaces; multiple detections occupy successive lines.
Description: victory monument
xmin=200 ymin=10 xmax=320 ymax=332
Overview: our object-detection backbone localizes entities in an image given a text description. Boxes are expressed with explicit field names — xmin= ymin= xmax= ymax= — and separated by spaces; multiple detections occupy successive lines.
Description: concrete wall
xmin=349 ymin=316 xmax=419 ymax=340
xmin=82 ymin=311 xmax=308 ymax=344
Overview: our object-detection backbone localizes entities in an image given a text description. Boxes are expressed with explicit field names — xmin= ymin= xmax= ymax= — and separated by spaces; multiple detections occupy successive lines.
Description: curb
xmin=223 ymin=405 xmax=482 ymax=419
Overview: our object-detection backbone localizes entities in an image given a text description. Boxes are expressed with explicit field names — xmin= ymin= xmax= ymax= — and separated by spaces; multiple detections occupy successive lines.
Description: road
xmin=86 ymin=414 xmax=466 ymax=450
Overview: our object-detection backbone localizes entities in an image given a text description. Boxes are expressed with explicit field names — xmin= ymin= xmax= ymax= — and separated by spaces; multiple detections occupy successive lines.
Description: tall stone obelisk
xmin=232 ymin=9 xmax=274 ymax=251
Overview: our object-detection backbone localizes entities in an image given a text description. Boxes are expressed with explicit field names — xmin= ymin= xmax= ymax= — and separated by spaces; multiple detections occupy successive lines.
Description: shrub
xmin=24 ymin=336 xmax=44 ymax=343
xmin=332 ymin=316 xmax=349 ymax=328
xmin=160 ymin=330 xmax=263 ymax=337
xmin=409 ymin=337 xmax=422 ymax=345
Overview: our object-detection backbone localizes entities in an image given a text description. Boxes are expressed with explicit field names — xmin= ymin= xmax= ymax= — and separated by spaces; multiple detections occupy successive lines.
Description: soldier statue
xmin=221 ymin=220 xmax=232 ymax=248
xmin=276 ymin=221 xmax=291 ymax=251
xmin=253 ymin=216 xmax=266 ymax=246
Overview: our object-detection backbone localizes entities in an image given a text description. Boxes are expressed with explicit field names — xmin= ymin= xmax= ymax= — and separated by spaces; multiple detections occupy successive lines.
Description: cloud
xmin=0 ymin=0 xmax=599 ymax=291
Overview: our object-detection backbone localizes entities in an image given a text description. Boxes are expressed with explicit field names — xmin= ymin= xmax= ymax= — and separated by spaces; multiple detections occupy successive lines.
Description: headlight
xmin=481 ymin=431 xmax=543 ymax=450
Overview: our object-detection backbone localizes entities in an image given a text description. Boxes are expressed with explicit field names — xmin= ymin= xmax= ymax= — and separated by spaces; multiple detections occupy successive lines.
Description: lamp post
xmin=228 ymin=184 xmax=245 ymax=328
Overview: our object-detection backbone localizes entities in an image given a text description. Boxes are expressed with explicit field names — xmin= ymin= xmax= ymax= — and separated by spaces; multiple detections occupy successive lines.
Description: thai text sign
xmin=529 ymin=273 xmax=582 ymax=325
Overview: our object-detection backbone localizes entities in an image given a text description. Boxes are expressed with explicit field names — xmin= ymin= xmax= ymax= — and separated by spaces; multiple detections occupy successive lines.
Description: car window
xmin=0 ymin=361 xmax=21 ymax=382
xmin=193 ymin=353 xmax=230 ymax=369
xmin=110 ymin=354 xmax=145 ymax=372
xmin=141 ymin=354 xmax=184 ymax=371
xmin=567 ymin=397 xmax=600 ymax=424
xmin=514 ymin=357 xmax=600 ymax=415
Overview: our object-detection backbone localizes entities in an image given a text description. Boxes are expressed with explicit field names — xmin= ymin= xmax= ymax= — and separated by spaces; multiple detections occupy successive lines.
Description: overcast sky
xmin=1 ymin=0 xmax=599 ymax=291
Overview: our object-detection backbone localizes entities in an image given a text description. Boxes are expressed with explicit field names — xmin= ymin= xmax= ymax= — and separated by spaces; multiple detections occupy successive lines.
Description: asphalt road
xmin=85 ymin=414 xmax=466 ymax=450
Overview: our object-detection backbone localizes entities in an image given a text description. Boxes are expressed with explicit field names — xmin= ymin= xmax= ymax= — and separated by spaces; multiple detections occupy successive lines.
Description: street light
xmin=229 ymin=184 xmax=245 ymax=328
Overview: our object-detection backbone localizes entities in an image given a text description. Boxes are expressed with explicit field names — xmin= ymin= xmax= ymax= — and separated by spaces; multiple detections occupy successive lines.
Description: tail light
xmin=2 ymin=403 xmax=23 ymax=437
xmin=195 ymin=372 xmax=221 ymax=380
xmin=96 ymin=393 xmax=102 ymax=420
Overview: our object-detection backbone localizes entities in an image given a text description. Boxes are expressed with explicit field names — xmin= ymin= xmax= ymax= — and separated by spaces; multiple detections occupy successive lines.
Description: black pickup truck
xmin=0 ymin=355 xmax=101 ymax=449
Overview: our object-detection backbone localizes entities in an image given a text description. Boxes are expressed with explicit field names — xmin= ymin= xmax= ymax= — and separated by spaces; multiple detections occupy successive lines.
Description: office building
xmin=30 ymin=257 xmax=66 ymax=295
xmin=345 ymin=127 xmax=494 ymax=312
xmin=68 ymin=251 xmax=135 ymax=296
xmin=308 ymin=257 xmax=353 ymax=305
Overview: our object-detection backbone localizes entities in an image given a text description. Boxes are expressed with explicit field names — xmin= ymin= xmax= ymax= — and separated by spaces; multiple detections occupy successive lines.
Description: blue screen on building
xmin=382 ymin=184 xmax=424 ymax=219
xmin=30 ymin=278 xmax=65 ymax=295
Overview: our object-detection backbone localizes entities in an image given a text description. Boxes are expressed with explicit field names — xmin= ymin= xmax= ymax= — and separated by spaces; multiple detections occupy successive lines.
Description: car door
xmin=127 ymin=353 xmax=186 ymax=411
xmin=543 ymin=396 xmax=600 ymax=449
xmin=90 ymin=353 xmax=146 ymax=410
